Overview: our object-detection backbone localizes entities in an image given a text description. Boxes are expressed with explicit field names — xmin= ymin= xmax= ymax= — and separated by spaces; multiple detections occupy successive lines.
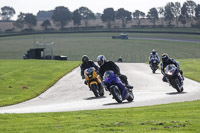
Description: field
xmin=0 ymin=33 xmax=200 ymax=62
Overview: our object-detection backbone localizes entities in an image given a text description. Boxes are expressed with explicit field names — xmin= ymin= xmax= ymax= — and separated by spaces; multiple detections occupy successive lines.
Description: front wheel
xmin=91 ymin=84 xmax=99 ymax=97
xmin=174 ymin=78 xmax=184 ymax=93
xmin=110 ymin=86 xmax=123 ymax=103
xmin=98 ymin=83 xmax=104 ymax=96
xmin=153 ymin=69 xmax=156 ymax=73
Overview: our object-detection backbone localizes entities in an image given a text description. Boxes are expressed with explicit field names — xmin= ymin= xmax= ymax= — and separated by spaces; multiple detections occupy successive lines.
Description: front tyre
xmin=98 ymin=83 xmax=104 ymax=96
xmin=153 ymin=69 xmax=156 ymax=73
xmin=110 ymin=86 xmax=123 ymax=103
xmin=91 ymin=84 xmax=99 ymax=97
xmin=174 ymin=78 xmax=183 ymax=93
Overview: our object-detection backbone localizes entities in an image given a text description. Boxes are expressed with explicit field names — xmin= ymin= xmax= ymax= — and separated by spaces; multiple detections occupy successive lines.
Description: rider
xmin=160 ymin=53 xmax=184 ymax=82
xmin=97 ymin=55 xmax=133 ymax=89
xmin=117 ymin=57 xmax=123 ymax=62
xmin=149 ymin=49 xmax=160 ymax=66
xmin=80 ymin=55 xmax=99 ymax=79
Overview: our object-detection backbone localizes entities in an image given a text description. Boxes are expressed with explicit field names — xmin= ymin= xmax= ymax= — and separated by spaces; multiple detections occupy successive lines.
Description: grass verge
xmin=178 ymin=58 xmax=200 ymax=82
xmin=0 ymin=59 xmax=80 ymax=107
xmin=0 ymin=100 xmax=199 ymax=132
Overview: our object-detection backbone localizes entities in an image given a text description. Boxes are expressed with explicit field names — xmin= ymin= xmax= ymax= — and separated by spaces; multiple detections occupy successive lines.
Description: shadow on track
xmin=103 ymin=101 xmax=133 ymax=106
xmin=166 ymin=92 xmax=187 ymax=95
xmin=84 ymin=96 xmax=106 ymax=100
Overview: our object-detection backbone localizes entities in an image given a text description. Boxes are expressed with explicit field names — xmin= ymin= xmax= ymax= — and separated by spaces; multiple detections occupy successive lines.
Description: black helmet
xmin=161 ymin=53 xmax=168 ymax=62
xmin=82 ymin=55 xmax=89 ymax=64
xmin=152 ymin=49 xmax=156 ymax=55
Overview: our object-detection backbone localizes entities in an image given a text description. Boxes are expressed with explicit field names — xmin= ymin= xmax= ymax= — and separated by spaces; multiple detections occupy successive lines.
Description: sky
xmin=0 ymin=0 xmax=199 ymax=20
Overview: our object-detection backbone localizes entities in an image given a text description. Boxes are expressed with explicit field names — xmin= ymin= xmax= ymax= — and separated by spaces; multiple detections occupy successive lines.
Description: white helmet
xmin=97 ymin=55 xmax=106 ymax=66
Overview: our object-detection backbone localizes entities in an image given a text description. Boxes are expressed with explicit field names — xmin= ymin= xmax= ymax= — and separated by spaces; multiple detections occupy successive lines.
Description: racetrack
xmin=0 ymin=63 xmax=200 ymax=114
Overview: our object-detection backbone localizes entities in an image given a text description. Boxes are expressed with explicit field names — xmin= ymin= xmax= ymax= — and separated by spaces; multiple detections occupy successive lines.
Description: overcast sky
xmin=1 ymin=0 xmax=198 ymax=20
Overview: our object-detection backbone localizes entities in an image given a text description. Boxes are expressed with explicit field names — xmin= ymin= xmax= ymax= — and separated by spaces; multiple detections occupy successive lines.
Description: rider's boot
xmin=126 ymin=83 xmax=133 ymax=89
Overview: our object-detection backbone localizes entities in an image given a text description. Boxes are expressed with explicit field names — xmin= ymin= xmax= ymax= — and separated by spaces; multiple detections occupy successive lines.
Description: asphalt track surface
xmin=0 ymin=63 xmax=200 ymax=114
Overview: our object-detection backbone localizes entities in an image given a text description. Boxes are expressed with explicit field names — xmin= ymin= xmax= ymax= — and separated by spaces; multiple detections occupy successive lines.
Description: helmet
xmin=97 ymin=55 xmax=106 ymax=66
xmin=152 ymin=49 xmax=156 ymax=55
xmin=82 ymin=55 xmax=89 ymax=64
xmin=161 ymin=53 xmax=168 ymax=62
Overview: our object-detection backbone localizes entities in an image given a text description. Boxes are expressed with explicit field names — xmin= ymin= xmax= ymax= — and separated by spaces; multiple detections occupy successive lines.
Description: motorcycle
xmin=102 ymin=70 xmax=134 ymax=103
xmin=164 ymin=64 xmax=184 ymax=93
xmin=84 ymin=67 xmax=104 ymax=97
xmin=150 ymin=57 xmax=159 ymax=73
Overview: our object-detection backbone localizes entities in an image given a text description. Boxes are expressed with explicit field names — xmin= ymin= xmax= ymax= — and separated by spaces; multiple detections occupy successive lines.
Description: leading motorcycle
xmin=150 ymin=57 xmax=159 ymax=73
xmin=84 ymin=67 xmax=104 ymax=97
xmin=164 ymin=64 xmax=184 ymax=93
xmin=103 ymin=70 xmax=134 ymax=103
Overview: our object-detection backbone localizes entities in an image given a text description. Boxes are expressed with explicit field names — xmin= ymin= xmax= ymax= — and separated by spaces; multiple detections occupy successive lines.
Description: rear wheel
xmin=111 ymin=86 xmax=122 ymax=103
xmin=91 ymin=84 xmax=99 ymax=97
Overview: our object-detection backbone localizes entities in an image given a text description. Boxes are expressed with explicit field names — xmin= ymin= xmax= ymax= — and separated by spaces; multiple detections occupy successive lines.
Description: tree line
xmin=0 ymin=0 xmax=200 ymax=31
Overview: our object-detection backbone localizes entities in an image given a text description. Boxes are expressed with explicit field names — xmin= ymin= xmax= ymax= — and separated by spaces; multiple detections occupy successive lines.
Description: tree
xmin=24 ymin=13 xmax=37 ymax=29
xmin=179 ymin=3 xmax=189 ymax=27
xmin=40 ymin=19 xmax=51 ymax=30
xmin=101 ymin=8 xmax=115 ymax=28
xmin=52 ymin=6 xmax=72 ymax=29
xmin=158 ymin=7 xmax=165 ymax=26
xmin=95 ymin=13 xmax=102 ymax=19
xmin=116 ymin=8 xmax=132 ymax=28
xmin=1 ymin=6 xmax=15 ymax=21
xmin=147 ymin=8 xmax=158 ymax=27
xmin=173 ymin=2 xmax=181 ymax=27
xmin=72 ymin=9 xmax=81 ymax=27
xmin=195 ymin=4 xmax=200 ymax=24
xmin=164 ymin=2 xmax=175 ymax=27
xmin=133 ymin=10 xmax=145 ymax=27
xmin=78 ymin=7 xmax=95 ymax=27
xmin=179 ymin=14 xmax=187 ymax=27
xmin=184 ymin=0 xmax=197 ymax=25
xmin=13 ymin=12 xmax=25 ymax=31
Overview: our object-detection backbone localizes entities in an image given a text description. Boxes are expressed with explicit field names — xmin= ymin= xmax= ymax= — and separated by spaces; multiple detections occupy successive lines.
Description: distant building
xmin=37 ymin=10 xmax=53 ymax=21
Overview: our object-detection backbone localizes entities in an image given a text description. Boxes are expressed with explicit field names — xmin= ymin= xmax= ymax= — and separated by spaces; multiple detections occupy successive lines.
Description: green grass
xmin=0 ymin=60 xmax=80 ymax=107
xmin=178 ymin=59 xmax=200 ymax=82
xmin=0 ymin=100 xmax=199 ymax=132
xmin=0 ymin=33 xmax=200 ymax=62
xmin=0 ymin=58 xmax=200 ymax=132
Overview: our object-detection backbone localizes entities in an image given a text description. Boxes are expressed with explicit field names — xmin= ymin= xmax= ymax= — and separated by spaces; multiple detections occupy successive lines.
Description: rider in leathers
xmin=80 ymin=55 xmax=99 ymax=79
xmin=160 ymin=53 xmax=184 ymax=82
xmin=149 ymin=49 xmax=160 ymax=65
xmin=97 ymin=55 xmax=133 ymax=89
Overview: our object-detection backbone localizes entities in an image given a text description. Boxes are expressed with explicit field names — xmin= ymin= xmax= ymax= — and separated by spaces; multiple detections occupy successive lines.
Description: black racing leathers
xmin=99 ymin=61 xmax=120 ymax=78
xmin=99 ymin=61 xmax=129 ymax=85
xmin=80 ymin=61 xmax=99 ymax=79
